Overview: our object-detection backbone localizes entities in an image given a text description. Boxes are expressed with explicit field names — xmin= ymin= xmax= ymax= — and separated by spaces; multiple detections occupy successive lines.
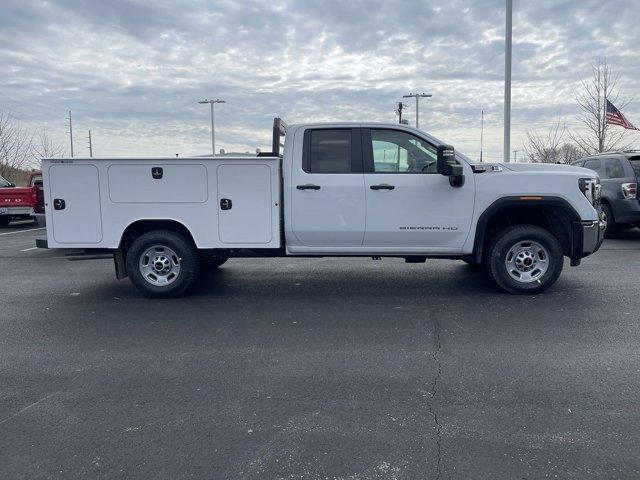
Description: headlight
xmin=579 ymin=177 xmax=600 ymax=205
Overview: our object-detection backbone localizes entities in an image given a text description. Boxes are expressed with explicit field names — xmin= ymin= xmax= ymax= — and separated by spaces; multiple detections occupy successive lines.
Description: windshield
xmin=0 ymin=175 xmax=11 ymax=188
xmin=629 ymin=156 xmax=640 ymax=178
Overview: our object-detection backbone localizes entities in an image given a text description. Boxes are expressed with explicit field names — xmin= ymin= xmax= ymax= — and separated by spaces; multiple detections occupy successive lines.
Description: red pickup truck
xmin=0 ymin=171 xmax=44 ymax=225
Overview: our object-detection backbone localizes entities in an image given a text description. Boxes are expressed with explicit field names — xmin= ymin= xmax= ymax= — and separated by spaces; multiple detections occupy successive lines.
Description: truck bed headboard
xmin=258 ymin=117 xmax=287 ymax=157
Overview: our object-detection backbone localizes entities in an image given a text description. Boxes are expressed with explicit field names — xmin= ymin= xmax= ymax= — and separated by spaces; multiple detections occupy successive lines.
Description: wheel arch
xmin=600 ymin=197 xmax=614 ymax=217
xmin=119 ymin=219 xmax=197 ymax=251
xmin=471 ymin=196 xmax=581 ymax=263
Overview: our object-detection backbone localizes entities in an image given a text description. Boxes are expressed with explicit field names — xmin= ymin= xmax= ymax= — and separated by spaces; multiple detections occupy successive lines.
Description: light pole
xmin=198 ymin=98 xmax=225 ymax=156
xmin=403 ymin=93 xmax=432 ymax=129
xmin=66 ymin=111 xmax=74 ymax=158
xmin=504 ymin=0 xmax=513 ymax=162
xmin=480 ymin=109 xmax=484 ymax=162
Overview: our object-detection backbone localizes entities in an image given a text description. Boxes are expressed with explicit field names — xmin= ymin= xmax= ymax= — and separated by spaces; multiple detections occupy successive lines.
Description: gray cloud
xmin=0 ymin=0 xmax=638 ymax=160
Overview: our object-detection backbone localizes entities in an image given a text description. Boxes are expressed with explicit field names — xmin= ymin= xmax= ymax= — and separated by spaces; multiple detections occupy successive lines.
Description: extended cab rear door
xmin=289 ymin=127 xmax=366 ymax=247
xmin=361 ymin=127 xmax=474 ymax=250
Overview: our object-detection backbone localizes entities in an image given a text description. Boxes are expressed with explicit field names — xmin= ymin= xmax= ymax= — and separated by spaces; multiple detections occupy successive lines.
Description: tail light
xmin=621 ymin=183 xmax=637 ymax=199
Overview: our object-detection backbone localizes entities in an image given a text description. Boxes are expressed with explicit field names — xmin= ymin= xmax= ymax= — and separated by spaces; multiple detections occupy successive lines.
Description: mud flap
xmin=114 ymin=248 xmax=128 ymax=279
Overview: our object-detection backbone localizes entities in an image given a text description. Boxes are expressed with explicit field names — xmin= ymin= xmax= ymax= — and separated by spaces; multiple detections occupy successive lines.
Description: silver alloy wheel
xmin=600 ymin=208 xmax=608 ymax=230
xmin=139 ymin=245 xmax=181 ymax=286
xmin=505 ymin=240 xmax=549 ymax=283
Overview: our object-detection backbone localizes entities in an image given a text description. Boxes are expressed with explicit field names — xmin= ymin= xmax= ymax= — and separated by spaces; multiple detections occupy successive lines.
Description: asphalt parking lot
xmin=1 ymin=221 xmax=639 ymax=479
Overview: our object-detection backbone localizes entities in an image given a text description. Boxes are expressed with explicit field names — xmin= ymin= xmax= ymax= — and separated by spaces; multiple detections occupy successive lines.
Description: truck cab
xmin=283 ymin=124 xmax=474 ymax=254
xmin=38 ymin=118 xmax=604 ymax=297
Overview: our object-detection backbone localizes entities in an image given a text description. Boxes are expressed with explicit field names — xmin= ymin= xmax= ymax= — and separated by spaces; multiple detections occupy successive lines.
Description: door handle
xmin=220 ymin=198 xmax=232 ymax=210
xmin=296 ymin=184 xmax=321 ymax=190
xmin=53 ymin=198 xmax=66 ymax=210
xmin=370 ymin=184 xmax=395 ymax=190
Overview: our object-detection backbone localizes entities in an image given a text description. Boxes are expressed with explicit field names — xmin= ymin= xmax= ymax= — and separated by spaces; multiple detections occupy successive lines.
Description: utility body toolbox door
xmin=48 ymin=163 xmax=103 ymax=244
xmin=217 ymin=163 xmax=274 ymax=244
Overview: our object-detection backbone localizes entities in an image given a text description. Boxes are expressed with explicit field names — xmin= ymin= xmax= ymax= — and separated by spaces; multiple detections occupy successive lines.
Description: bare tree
xmin=572 ymin=58 xmax=632 ymax=154
xmin=32 ymin=128 xmax=65 ymax=162
xmin=557 ymin=143 xmax=581 ymax=164
xmin=0 ymin=111 xmax=34 ymax=180
xmin=523 ymin=117 xmax=567 ymax=163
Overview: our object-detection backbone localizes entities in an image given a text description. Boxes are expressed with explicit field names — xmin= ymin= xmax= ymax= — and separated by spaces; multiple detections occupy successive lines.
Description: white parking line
xmin=20 ymin=247 xmax=38 ymax=252
xmin=0 ymin=227 xmax=45 ymax=236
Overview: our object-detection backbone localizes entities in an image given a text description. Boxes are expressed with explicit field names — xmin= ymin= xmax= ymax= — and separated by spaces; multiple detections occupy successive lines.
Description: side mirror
xmin=436 ymin=145 xmax=455 ymax=176
xmin=8 ymin=182 xmax=15 ymax=188
xmin=436 ymin=145 xmax=465 ymax=187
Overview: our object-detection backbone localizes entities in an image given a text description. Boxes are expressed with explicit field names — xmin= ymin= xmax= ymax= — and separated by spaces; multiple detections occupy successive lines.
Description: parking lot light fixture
xmin=198 ymin=99 xmax=226 ymax=156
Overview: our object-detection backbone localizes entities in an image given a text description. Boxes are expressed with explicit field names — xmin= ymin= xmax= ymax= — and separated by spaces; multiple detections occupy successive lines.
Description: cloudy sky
xmin=1 ymin=0 xmax=639 ymax=161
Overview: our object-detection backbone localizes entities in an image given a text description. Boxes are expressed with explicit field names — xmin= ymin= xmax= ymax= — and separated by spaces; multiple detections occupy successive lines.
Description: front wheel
xmin=486 ymin=225 xmax=563 ymax=295
xmin=0 ymin=216 xmax=11 ymax=226
xmin=125 ymin=230 xmax=200 ymax=298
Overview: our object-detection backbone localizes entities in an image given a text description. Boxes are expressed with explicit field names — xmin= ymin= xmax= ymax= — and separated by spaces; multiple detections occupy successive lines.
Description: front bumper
xmin=581 ymin=218 xmax=605 ymax=255
xmin=569 ymin=205 xmax=607 ymax=267
xmin=570 ymin=211 xmax=605 ymax=265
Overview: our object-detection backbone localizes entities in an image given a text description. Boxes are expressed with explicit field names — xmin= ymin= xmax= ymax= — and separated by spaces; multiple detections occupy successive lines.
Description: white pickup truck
xmin=37 ymin=118 xmax=604 ymax=297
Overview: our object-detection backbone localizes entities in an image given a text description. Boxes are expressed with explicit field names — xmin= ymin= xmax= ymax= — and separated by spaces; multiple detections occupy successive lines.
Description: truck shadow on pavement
xmin=189 ymin=261 xmax=499 ymax=299
xmin=0 ymin=220 xmax=38 ymax=230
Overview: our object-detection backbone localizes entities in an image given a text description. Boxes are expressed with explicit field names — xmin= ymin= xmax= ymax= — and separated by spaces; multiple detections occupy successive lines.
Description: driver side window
xmin=370 ymin=129 xmax=437 ymax=173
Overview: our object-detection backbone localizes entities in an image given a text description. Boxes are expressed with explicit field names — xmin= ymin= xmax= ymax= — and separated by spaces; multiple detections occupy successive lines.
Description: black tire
xmin=601 ymin=203 xmax=619 ymax=239
xmin=125 ymin=230 xmax=200 ymax=298
xmin=485 ymin=225 xmax=563 ymax=295
xmin=0 ymin=216 xmax=11 ymax=226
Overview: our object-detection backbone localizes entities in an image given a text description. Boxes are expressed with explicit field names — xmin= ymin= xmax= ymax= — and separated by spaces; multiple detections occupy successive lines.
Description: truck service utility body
xmin=44 ymin=157 xmax=281 ymax=249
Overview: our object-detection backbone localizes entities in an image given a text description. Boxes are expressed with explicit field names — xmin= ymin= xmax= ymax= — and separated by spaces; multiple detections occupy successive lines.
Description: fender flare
xmin=471 ymin=196 xmax=582 ymax=263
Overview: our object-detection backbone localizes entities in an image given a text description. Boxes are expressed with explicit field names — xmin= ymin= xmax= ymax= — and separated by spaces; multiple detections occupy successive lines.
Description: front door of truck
xmin=290 ymin=128 xmax=366 ymax=247
xmin=361 ymin=128 xmax=474 ymax=250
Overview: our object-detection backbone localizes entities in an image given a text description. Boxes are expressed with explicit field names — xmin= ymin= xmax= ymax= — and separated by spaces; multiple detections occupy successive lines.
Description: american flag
xmin=605 ymin=99 xmax=638 ymax=130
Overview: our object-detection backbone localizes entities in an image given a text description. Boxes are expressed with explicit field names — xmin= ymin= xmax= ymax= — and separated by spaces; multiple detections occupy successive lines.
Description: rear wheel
xmin=601 ymin=203 xmax=619 ymax=238
xmin=486 ymin=225 xmax=563 ymax=294
xmin=125 ymin=230 xmax=200 ymax=298
xmin=0 ymin=216 xmax=11 ymax=226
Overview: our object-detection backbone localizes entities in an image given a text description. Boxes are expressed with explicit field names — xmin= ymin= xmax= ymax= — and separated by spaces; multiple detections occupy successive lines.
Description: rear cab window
xmin=31 ymin=175 xmax=43 ymax=188
xmin=302 ymin=128 xmax=362 ymax=173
